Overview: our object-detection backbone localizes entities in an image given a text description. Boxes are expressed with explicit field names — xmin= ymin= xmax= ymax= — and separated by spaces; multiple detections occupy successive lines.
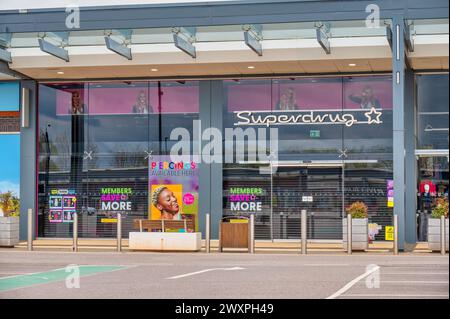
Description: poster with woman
xmin=149 ymin=156 xmax=199 ymax=232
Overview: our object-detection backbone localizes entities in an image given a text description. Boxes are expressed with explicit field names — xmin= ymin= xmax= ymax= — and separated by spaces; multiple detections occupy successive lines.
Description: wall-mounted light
xmin=21 ymin=87 xmax=30 ymax=128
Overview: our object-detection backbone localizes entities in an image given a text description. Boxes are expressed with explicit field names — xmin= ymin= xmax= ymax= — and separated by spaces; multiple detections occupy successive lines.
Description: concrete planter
xmin=428 ymin=218 xmax=449 ymax=252
xmin=129 ymin=232 xmax=202 ymax=251
xmin=342 ymin=218 xmax=368 ymax=251
xmin=0 ymin=216 xmax=20 ymax=247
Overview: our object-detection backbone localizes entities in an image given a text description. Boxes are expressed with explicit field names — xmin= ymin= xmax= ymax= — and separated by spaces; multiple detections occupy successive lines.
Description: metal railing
xmin=27 ymin=208 xmax=33 ymax=251
xmin=301 ymin=210 xmax=307 ymax=255
xmin=205 ymin=213 xmax=211 ymax=253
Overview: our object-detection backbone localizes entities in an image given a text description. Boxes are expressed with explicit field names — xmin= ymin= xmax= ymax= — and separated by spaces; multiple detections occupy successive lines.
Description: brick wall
xmin=0 ymin=114 xmax=20 ymax=133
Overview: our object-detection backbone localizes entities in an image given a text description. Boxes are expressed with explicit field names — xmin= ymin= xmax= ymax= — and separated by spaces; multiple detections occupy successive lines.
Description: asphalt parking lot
xmin=0 ymin=250 xmax=448 ymax=299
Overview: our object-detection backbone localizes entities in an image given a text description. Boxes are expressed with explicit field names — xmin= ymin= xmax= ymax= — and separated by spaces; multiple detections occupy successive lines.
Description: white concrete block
xmin=428 ymin=218 xmax=449 ymax=252
xmin=129 ymin=232 xmax=202 ymax=251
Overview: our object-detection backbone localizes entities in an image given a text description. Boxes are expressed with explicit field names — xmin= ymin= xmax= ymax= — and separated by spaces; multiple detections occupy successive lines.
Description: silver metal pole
xmin=393 ymin=214 xmax=398 ymax=255
xmin=440 ymin=215 xmax=446 ymax=256
xmin=205 ymin=213 xmax=211 ymax=253
xmin=27 ymin=208 xmax=33 ymax=251
xmin=117 ymin=212 xmax=122 ymax=252
xmin=301 ymin=210 xmax=307 ymax=255
xmin=249 ymin=214 xmax=255 ymax=254
xmin=72 ymin=212 xmax=78 ymax=252
xmin=347 ymin=214 xmax=352 ymax=255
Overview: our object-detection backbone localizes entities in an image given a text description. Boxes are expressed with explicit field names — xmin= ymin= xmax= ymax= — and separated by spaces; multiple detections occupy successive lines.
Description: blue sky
xmin=0 ymin=82 xmax=20 ymax=111
xmin=0 ymin=134 xmax=20 ymax=197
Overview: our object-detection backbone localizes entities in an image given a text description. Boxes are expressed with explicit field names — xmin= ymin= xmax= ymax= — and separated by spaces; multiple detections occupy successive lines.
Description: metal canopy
xmin=386 ymin=24 xmax=393 ymax=50
xmin=0 ymin=33 xmax=12 ymax=63
xmin=172 ymin=27 xmax=196 ymax=58
xmin=243 ymin=24 xmax=263 ymax=56
xmin=404 ymin=21 xmax=415 ymax=52
xmin=7 ymin=20 xmax=398 ymax=49
xmin=38 ymin=32 xmax=69 ymax=62
xmin=105 ymin=29 xmax=132 ymax=60
xmin=315 ymin=22 xmax=331 ymax=54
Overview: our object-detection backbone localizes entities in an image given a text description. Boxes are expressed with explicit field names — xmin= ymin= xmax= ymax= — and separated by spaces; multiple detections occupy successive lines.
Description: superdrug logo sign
xmin=234 ymin=107 xmax=383 ymax=128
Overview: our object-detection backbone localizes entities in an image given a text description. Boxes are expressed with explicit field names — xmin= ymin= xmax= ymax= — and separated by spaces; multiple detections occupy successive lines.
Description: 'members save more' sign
xmin=100 ymin=187 xmax=133 ymax=211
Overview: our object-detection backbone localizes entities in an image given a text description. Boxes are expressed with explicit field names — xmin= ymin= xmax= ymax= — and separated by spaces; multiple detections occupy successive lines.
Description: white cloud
xmin=0 ymin=181 xmax=20 ymax=197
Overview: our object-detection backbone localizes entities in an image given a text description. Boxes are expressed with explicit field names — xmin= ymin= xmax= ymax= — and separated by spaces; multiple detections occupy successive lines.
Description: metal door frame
xmin=270 ymin=161 xmax=345 ymax=242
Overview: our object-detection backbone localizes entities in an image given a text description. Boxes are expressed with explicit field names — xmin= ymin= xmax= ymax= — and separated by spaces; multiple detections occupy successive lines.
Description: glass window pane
xmin=417 ymin=74 xmax=449 ymax=150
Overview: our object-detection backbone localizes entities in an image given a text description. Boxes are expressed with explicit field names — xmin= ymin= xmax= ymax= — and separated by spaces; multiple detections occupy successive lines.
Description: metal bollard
xmin=347 ymin=214 xmax=352 ymax=255
xmin=205 ymin=213 xmax=211 ymax=253
xmin=441 ymin=216 xmax=446 ymax=256
xmin=249 ymin=214 xmax=255 ymax=254
xmin=393 ymin=214 xmax=398 ymax=255
xmin=301 ymin=210 xmax=307 ymax=255
xmin=72 ymin=212 xmax=78 ymax=252
xmin=117 ymin=212 xmax=122 ymax=252
xmin=27 ymin=208 xmax=33 ymax=251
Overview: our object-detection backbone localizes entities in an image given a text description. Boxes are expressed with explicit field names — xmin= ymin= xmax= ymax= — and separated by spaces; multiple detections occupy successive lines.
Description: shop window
xmin=37 ymin=81 xmax=200 ymax=238
xmin=416 ymin=74 xmax=449 ymax=150
xmin=222 ymin=75 xmax=394 ymax=241
xmin=343 ymin=76 xmax=393 ymax=157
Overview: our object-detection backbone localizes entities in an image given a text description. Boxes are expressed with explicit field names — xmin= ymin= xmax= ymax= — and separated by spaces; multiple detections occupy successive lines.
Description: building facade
xmin=0 ymin=0 xmax=448 ymax=249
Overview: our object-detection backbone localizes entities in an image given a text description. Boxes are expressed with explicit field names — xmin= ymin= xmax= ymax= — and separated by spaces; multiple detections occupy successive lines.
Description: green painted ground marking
xmin=0 ymin=265 xmax=126 ymax=292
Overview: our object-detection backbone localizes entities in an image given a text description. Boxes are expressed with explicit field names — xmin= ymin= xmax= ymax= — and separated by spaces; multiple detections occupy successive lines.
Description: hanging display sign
xmin=233 ymin=107 xmax=383 ymax=127
xmin=100 ymin=188 xmax=133 ymax=211
xmin=98 ymin=187 xmax=133 ymax=222
xmin=228 ymin=187 xmax=264 ymax=214
xmin=387 ymin=180 xmax=394 ymax=208
xmin=385 ymin=226 xmax=394 ymax=241
xmin=149 ymin=156 xmax=199 ymax=232
xmin=48 ymin=189 xmax=76 ymax=223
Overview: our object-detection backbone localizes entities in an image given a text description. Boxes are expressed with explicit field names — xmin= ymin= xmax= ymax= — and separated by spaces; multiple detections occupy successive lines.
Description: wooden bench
xmin=133 ymin=219 xmax=195 ymax=233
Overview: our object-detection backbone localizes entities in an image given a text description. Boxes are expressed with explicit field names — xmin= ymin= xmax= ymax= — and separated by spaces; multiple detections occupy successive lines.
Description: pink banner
xmin=227 ymin=77 xmax=392 ymax=111
xmin=56 ymin=84 xmax=199 ymax=115
xmin=343 ymin=78 xmax=392 ymax=109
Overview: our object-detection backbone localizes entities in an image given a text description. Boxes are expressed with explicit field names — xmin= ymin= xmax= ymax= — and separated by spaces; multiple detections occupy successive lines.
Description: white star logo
xmin=364 ymin=107 xmax=383 ymax=124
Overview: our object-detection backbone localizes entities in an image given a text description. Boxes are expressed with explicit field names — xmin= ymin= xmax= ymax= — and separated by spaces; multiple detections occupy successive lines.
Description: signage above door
xmin=233 ymin=107 xmax=383 ymax=128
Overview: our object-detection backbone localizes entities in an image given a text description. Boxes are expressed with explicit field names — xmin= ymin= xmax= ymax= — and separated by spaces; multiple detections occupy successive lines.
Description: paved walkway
xmin=0 ymin=251 xmax=447 ymax=299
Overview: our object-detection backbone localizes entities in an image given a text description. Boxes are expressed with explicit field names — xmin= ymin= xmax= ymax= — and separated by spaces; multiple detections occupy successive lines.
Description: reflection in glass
xmin=416 ymin=74 xmax=449 ymax=150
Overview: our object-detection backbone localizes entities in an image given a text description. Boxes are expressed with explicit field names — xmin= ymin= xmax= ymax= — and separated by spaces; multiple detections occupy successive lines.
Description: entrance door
xmin=272 ymin=165 xmax=343 ymax=240
xmin=417 ymin=155 xmax=449 ymax=241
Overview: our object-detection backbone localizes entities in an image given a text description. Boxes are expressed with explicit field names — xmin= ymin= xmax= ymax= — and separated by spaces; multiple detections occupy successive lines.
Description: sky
xmin=0 ymin=134 xmax=20 ymax=197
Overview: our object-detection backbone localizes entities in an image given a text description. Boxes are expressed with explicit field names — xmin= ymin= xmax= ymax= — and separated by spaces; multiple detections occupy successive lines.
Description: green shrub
xmin=0 ymin=191 xmax=20 ymax=217
xmin=346 ymin=201 xmax=368 ymax=219
xmin=431 ymin=197 xmax=449 ymax=219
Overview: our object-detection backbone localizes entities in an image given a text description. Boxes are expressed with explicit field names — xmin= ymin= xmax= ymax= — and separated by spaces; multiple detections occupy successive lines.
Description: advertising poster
xmin=149 ymin=156 xmax=199 ymax=232
xmin=63 ymin=196 xmax=76 ymax=209
xmin=63 ymin=210 xmax=76 ymax=223
xmin=99 ymin=187 xmax=134 ymax=223
xmin=49 ymin=196 xmax=63 ymax=209
xmin=49 ymin=210 xmax=63 ymax=223
xmin=227 ymin=187 xmax=264 ymax=216
xmin=387 ymin=180 xmax=394 ymax=208
xmin=48 ymin=189 xmax=77 ymax=223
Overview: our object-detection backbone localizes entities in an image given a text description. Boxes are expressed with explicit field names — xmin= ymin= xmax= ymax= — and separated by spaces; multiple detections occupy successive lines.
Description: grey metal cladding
xmin=0 ymin=0 xmax=448 ymax=33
